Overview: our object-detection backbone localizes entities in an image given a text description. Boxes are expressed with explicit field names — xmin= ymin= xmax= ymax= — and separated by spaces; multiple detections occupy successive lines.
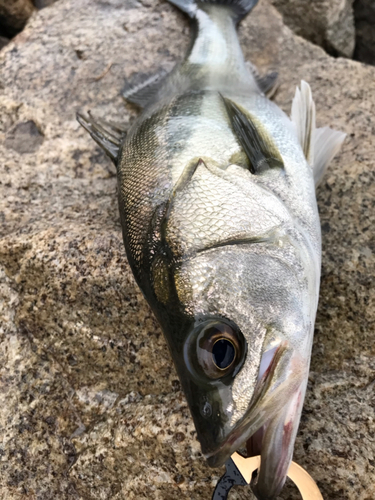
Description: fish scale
xmin=166 ymin=165 xmax=289 ymax=257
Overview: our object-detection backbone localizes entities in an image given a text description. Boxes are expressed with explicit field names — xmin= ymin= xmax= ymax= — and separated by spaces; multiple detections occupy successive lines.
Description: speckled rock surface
xmin=270 ymin=0 xmax=355 ymax=58
xmin=0 ymin=1 xmax=374 ymax=499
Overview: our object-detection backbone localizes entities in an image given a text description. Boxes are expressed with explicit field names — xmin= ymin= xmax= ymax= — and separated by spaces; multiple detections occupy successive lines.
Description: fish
xmin=77 ymin=0 xmax=346 ymax=498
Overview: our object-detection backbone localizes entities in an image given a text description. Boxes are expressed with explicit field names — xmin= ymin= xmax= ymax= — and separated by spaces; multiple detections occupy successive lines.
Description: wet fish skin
xmin=78 ymin=1 xmax=346 ymax=498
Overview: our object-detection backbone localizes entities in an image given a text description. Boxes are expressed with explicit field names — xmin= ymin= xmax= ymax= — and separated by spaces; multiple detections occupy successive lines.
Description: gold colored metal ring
xmin=231 ymin=452 xmax=323 ymax=500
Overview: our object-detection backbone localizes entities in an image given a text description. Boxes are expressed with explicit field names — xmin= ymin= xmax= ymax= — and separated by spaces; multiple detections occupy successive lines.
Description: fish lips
xmin=200 ymin=343 xmax=307 ymax=473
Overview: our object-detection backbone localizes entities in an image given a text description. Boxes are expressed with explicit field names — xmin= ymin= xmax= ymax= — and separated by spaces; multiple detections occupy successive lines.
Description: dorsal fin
xmin=77 ymin=112 xmax=126 ymax=165
xmin=291 ymin=80 xmax=316 ymax=165
xmin=221 ymin=95 xmax=284 ymax=174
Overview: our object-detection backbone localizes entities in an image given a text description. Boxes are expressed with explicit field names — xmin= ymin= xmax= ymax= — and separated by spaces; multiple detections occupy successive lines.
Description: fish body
xmin=78 ymin=1 xmax=345 ymax=498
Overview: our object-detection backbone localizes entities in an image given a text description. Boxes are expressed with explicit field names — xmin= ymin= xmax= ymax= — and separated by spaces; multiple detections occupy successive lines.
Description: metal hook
xmin=212 ymin=453 xmax=323 ymax=500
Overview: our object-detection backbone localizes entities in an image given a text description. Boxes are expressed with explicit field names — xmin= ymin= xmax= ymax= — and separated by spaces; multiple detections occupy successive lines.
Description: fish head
xmin=153 ymin=241 xmax=314 ymax=499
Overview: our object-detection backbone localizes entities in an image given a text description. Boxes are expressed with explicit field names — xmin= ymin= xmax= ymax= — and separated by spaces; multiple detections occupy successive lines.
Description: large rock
xmin=0 ymin=0 xmax=374 ymax=499
xmin=270 ymin=0 xmax=355 ymax=58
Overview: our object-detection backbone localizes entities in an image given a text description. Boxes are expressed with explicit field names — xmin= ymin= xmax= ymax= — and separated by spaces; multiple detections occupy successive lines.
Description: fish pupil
xmin=212 ymin=339 xmax=235 ymax=370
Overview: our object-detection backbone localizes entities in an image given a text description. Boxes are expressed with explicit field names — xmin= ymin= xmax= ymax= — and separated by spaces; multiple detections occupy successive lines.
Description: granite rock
xmin=270 ymin=0 xmax=356 ymax=58
xmin=0 ymin=0 xmax=374 ymax=499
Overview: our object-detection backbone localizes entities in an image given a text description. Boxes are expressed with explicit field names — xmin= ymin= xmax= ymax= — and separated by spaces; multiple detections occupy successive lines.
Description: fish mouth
xmin=204 ymin=342 xmax=307 ymax=498
xmin=204 ymin=342 xmax=287 ymax=465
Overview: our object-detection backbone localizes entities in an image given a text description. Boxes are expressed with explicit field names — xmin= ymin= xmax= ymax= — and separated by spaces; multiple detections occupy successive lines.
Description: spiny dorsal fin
xmin=291 ymin=80 xmax=315 ymax=165
xmin=77 ymin=112 xmax=126 ymax=164
xmin=221 ymin=95 xmax=284 ymax=174
xmin=123 ymin=69 xmax=168 ymax=108
xmin=313 ymin=126 xmax=346 ymax=186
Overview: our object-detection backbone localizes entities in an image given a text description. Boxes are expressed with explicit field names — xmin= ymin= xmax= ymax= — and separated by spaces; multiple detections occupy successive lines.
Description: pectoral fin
xmin=246 ymin=61 xmax=279 ymax=97
xmin=313 ymin=126 xmax=346 ymax=186
xmin=291 ymin=81 xmax=346 ymax=185
xmin=77 ymin=111 xmax=126 ymax=164
xmin=291 ymin=80 xmax=315 ymax=165
xmin=221 ymin=95 xmax=284 ymax=174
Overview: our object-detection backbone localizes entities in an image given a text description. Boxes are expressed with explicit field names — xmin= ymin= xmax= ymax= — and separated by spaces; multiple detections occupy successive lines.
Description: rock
xmin=4 ymin=120 xmax=44 ymax=153
xmin=270 ymin=0 xmax=356 ymax=58
xmin=0 ymin=1 xmax=374 ymax=499
xmin=353 ymin=0 xmax=375 ymax=65
xmin=0 ymin=0 xmax=35 ymax=38
xmin=33 ymin=0 xmax=59 ymax=8
xmin=0 ymin=36 xmax=9 ymax=50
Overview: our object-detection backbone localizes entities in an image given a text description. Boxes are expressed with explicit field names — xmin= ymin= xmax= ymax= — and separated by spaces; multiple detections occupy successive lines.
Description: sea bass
xmin=77 ymin=0 xmax=345 ymax=498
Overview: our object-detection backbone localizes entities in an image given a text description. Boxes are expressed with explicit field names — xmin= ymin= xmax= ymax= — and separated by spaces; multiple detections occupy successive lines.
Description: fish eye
xmin=195 ymin=322 xmax=245 ymax=380
xmin=212 ymin=338 xmax=235 ymax=370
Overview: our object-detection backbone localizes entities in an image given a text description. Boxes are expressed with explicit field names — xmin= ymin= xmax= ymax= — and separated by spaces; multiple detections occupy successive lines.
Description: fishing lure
xmin=213 ymin=452 xmax=323 ymax=499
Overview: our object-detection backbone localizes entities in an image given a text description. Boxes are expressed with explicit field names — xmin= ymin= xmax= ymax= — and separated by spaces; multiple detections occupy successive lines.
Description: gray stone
xmin=0 ymin=0 xmax=374 ymax=499
xmin=270 ymin=0 xmax=356 ymax=58
xmin=4 ymin=120 xmax=44 ymax=153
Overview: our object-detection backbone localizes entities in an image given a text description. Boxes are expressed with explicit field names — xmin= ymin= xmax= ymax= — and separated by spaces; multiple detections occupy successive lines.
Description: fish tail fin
xmin=167 ymin=0 xmax=259 ymax=21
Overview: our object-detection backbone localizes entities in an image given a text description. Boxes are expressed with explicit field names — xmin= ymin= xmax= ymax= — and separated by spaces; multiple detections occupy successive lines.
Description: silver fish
xmin=78 ymin=0 xmax=346 ymax=498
